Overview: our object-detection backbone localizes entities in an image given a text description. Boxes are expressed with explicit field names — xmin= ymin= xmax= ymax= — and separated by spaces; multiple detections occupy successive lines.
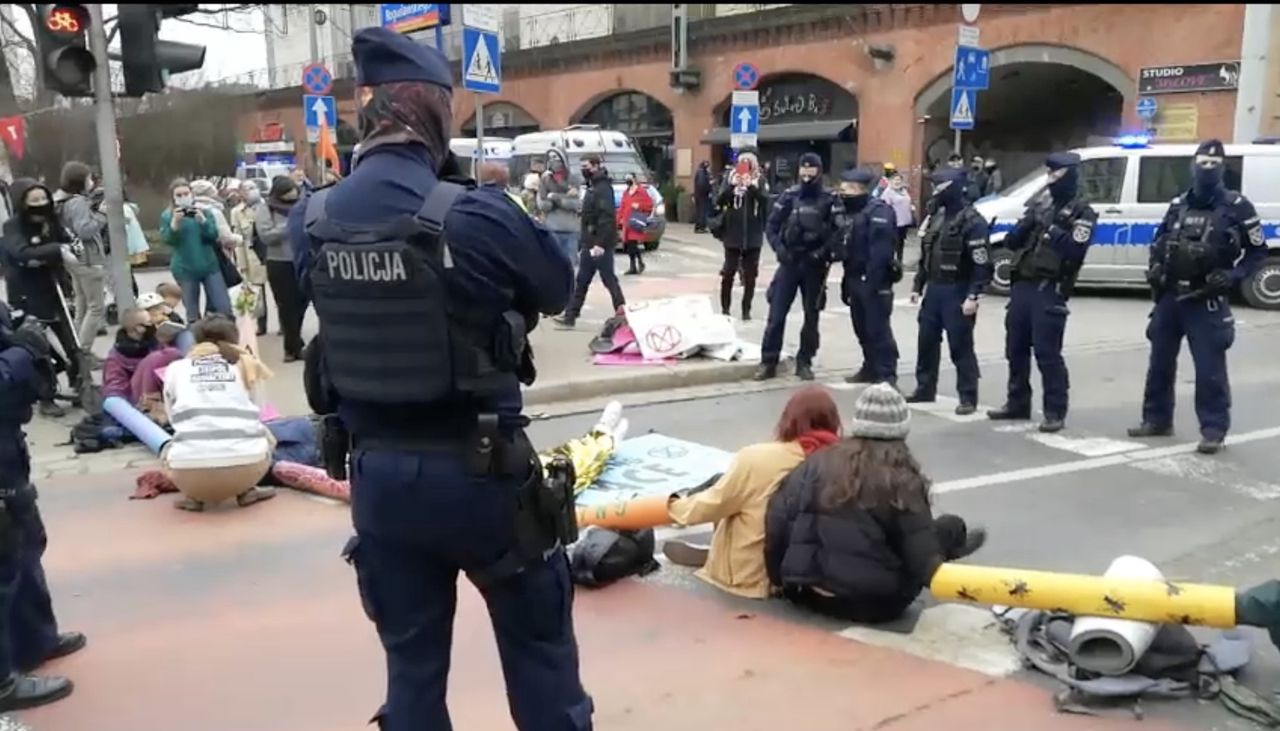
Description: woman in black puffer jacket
xmin=764 ymin=383 xmax=986 ymax=623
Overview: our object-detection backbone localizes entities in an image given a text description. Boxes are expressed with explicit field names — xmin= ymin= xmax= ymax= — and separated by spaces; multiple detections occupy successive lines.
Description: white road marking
xmin=1130 ymin=454 xmax=1280 ymax=501
xmin=837 ymin=604 xmax=1021 ymax=677
xmin=907 ymin=394 xmax=991 ymax=423
xmin=991 ymin=422 xmax=1039 ymax=433
xmin=1024 ymin=433 xmax=1148 ymax=457
xmin=934 ymin=425 xmax=1280 ymax=494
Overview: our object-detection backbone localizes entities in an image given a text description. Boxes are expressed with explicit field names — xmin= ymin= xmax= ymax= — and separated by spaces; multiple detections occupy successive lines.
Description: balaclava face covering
xmin=355 ymin=81 xmax=453 ymax=173
xmin=798 ymin=152 xmax=823 ymax=195
xmin=1191 ymin=139 xmax=1226 ymax=202
xmin=930 ymin=168 xmax=967 ymax=213
xmin=838 ymin=183 xmax=870 ymax=214
xmin=1047 ymin=165 xmax=1079 ymax=203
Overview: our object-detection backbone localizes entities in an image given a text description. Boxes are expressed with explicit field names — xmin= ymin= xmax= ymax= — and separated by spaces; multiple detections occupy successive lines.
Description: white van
xmin=511 ymin=125 xmax=667 ymax=249
xmin=449 ymin=137 xmax=513 ymax=179
xmin=976 ymin=138 xmax=1280 ymax=309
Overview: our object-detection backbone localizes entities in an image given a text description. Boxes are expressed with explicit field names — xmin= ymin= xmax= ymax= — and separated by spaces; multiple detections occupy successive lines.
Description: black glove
xmin=1206 ymin=269 xmax=1233 ymax=295
xmin=3 ymin=321 xmax=52 ymax=362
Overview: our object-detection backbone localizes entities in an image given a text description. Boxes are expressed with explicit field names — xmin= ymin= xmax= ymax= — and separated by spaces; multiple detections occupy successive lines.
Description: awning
xmin=701 ymin=120 xmax=855 ymax=145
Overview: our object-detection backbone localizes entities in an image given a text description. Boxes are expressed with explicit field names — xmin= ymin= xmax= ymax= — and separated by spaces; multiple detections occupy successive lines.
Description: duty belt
xmin=351 ymin=414 xmax=529 ymax=477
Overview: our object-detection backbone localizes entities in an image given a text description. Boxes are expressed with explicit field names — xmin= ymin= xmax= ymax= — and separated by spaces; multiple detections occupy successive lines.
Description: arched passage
xmin=460 ymin=101 xmax=541 ymax=139
xmin=914 ymin=44 xmax=1132 ymax=187
xmin=705 ymin=72 xmax=858 ymax=184
xmin=573 ymin=90 xmax=674 ymax=184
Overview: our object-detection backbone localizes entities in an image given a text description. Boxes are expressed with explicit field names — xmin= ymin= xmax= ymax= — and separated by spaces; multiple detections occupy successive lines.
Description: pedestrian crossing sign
xmin=950 ymin=87 xmax=976 ymax=130
xmin=462 ymin=27 xmax=501 ymax=94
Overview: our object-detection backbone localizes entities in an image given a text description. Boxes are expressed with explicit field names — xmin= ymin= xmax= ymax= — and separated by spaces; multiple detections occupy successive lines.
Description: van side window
xmin=1078 ymin=158 xmax=1126 ymax=205
xmin=1138 ymin=156 xmax=1244 ymax=203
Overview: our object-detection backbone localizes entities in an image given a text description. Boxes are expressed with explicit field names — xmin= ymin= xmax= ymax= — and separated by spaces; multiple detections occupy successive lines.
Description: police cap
xmin=841 ymin=168 xmax=876 ymax=185
xmin=352 ymin=27 xmax=453 ymax=89
xmin=1195 ymin=139 xmax=1226 ymax=159
xmin=1045 ymin=152 xmax=1082 ymax=170
xmin=799 ymin=152 xmax=823 ymax=170
xmin=931 ymin=167 xmax=968 ymax=185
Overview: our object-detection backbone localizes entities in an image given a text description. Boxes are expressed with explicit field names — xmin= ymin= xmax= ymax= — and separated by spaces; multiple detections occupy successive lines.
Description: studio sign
xmin=1139 ymin=61 xmax=1240 ymax=95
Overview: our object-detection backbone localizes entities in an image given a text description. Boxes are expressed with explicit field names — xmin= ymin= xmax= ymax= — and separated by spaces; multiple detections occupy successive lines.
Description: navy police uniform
xmin=908 ymin=168 xmax=991 ymax=412
xmin=1128 ymin=139 xmax=1268 ymax=454
xmin=988 ymin=152 xmax=1097 ymax=433
xmin=758 ymin=152 xmax=842 ymax=381
xmin=838 ymin=168 xmax=900 ymax=385
xmin=291 ymin=29 xmax=591 ymax=730
xmin=0 ymin=302 xmax=82 ymax=712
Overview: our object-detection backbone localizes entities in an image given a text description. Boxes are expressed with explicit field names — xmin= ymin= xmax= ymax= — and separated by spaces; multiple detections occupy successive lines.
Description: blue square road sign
xmin=729 ymin=104 xmax=759 ymax=135
xmin=303 ymin=95 xmax=337 ymax=129
xmin=953 ymin=46 xmax=990 ymax=90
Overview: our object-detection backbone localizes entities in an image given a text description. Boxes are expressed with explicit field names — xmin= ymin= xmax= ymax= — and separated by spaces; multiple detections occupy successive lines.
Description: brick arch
xmin=458 ymin=100 xmax=542 ymax=132
xmin=708 ymin=69 xmax=857 ymax=122
xmin=912 ymin=43 xmax=1135 ymax=118
xmin=569 ymin=87 xmax=674 ymax=126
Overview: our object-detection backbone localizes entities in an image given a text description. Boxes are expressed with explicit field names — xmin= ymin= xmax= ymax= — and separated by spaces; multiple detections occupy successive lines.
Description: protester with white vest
xmin=162 ymin=314 xmax=276 ymax=512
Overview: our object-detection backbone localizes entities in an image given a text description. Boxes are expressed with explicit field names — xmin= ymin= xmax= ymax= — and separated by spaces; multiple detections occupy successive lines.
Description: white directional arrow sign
xmin=312 ymin=98 xmax=328 ymax=120
xmin=737 ymin=108 xmax=752 ymax=133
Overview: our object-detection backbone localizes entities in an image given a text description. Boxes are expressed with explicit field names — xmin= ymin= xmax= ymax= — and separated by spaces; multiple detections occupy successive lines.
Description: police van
xmin=510 ymin=125 xmax=667 ymax=250
xmin=449 ymin=137 xmax=514 ymax=180
xmin=976 ymin=138 xmax=1280 ymax=309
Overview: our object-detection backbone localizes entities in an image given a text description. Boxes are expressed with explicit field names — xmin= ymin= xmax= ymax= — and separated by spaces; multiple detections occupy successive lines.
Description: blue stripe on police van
xmin=990 ymin=221 xmax=1280 ymax=247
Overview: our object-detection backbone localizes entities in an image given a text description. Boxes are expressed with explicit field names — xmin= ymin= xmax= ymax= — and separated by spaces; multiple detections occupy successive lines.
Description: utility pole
xmin=308 ymin=4 xmax=322 ymax=183
xmin=87 ymin=4 xmax=134 ymax=311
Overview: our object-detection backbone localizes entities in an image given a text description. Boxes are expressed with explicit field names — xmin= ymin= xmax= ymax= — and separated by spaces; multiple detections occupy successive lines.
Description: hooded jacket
xmin=1 ymin=179 xmax=72 ymax=321
xmin=256 ymin=177 xmax=299 ymax=262
xmin=581 ymin=166 xmax=618 ymax=248
xmin=536 ymin=149 xmax=582 ymax=234
xmin=54 ymin=186 xmax=108 ymax=267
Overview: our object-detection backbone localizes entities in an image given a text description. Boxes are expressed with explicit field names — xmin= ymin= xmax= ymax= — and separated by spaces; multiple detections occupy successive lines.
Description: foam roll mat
xmin=102 ymin=396 xmax=171 ymax=454
xmin=575 ymin=493 xmax=673 ymax=531
xmin=930 ymin=563 xmax=1237 ymax=628
xmin=1068 ymin=556 xmax=1164 ymax=676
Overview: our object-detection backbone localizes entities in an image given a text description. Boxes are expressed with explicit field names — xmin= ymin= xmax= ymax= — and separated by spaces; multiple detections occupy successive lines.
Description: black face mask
xmin=1193 ymin=165 xmax=1224 ymax=200
xmin=1047 ymin=167 xmax=1079 ymax=202
xmin=24 ymin=204 xmax=53 ymax=222
xmin=580 ymin=166 xmax=594 ymax=180
xmin=840 ymin=193 xmax=870 ymax=213
xmin=116 ymin=326 xmax=157 ymax=358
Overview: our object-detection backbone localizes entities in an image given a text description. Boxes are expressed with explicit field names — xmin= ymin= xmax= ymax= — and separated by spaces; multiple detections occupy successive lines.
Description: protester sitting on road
xmin=161 ymin=314 xmax=276 ymax=512
xmin=663 ymin=385 xmax=843 ymax=598
xmin=130 ymin=316 xmax=184 ymax=426
xmin=159 ymin=179 xmax=232 ymax=319
xmin=102 ymin=308 xmax=158 ymax=402
xmin=764 ymin=383 xmax=986 ymax=623
xmin=256 ymin=176 xmax=306 ymax=362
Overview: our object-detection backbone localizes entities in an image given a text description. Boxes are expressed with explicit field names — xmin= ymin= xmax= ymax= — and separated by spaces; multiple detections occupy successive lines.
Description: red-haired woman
xmin=765 ymin=383 xmax=985 ymax=622
xmin=663 ymin=386 xmax=843 ymax=598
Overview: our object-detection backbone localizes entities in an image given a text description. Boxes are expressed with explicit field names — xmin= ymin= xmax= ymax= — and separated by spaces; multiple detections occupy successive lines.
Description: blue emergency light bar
xmin=1114 ymin=134 xmax=1151 ymax=149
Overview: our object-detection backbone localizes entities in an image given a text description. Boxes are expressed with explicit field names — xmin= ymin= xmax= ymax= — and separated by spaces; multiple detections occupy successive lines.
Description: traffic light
xmin=35 ymin=4 xmax=96 ymax=96
xmin=118 ymin=5 xmax=207 ymax=97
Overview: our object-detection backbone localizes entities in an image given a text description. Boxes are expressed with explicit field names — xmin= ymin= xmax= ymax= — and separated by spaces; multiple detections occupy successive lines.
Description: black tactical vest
xmin=1165 ymin=205 xmax=1228 ymax=284
xmin=923 ymin=209 xmax=969 ymax=283
xmin=306 ymin=181 xmax=521 ymax=405
xmin=785 ymin=192 xmax=830 ymax=250
xmin=1014 ymin=200 xmax=1078 ymax=282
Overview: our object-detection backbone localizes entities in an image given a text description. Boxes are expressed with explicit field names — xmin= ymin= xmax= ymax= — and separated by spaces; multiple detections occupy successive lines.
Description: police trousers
xmin=346 ymin=444 xmax=593 ymax=731
xmin=848 ymin=279 xmax=898 ymax=383
xmin=1003 ymin=280 xmax=1071 ymax=419
xmin=0 ymin=434 xmax=60 ymax=679
xmin=1140 ymin=292 xmax=1235 ymax=439
xmin=915 ymin=282 xmax=979 ymax=404
xmin=761 ymin=259 xmax=827 ymax=367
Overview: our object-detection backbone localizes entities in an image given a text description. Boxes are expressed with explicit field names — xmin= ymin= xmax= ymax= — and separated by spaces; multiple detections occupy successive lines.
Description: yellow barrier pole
xmin=930 ymin=563 xmax=1237 ymax=628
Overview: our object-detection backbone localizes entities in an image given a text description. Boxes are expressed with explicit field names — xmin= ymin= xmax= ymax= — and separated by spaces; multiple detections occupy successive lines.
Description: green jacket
xmin=159 ymin=207 xmax=220 ymax=281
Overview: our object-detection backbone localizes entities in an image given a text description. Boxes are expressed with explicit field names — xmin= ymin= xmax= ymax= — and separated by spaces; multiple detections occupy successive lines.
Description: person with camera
xmin=53 ymin=162 xmax=108 ymax=364
xmin=159 ymin=179 xmax=232 ymax=320
xmin=291 ymin=28 xmax=590 ymax=730
xmin=1 ymin=179 xmax=80 ymax=418
xmin=0 ymin=300 xmax=86 ymax=712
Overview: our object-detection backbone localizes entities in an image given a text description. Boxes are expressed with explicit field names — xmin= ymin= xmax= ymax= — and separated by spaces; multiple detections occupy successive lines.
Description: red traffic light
xmin=44 ymin=5 xmax=88 ymax=36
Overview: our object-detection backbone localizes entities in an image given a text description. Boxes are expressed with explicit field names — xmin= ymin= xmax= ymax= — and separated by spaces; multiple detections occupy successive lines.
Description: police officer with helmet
xmin=907 ymin=167 xmax=991 ymax=414
xmin=1128 ymin=139 xmax=1267 ymax=455
xmin=758 ymin=152 xmax=843 ymax=381
xmin=0 ymin=301 xmax=86 ymax=713
xmin=987 ymin=152 xmax=1097 ymax=433
xmin=838 ymin=168 xmax=901 ymax=386
xmin=290 ymin=29 xmax=592 ymax=729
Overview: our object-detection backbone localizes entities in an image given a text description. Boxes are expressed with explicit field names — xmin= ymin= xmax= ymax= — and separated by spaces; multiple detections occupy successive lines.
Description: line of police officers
xmin=752 ymin=139 xmax=1266 ymax=452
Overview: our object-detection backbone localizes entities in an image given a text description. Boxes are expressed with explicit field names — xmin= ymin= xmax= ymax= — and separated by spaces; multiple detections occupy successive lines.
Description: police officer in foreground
xmin=839 ymin=168 xmax=900 ymax=386
xmin=757 ymin=152 xmax=842 ymax=381
xmin=1128 ymin=139 xmax=1267 ymax=455
xmin=907 ymin=168 xmax=991 ymax=413
xmin=290 ymin=29 xmax=591 ymax=729
xmin=987 ymin=153 xmax=1096 ymax=433
xmin=0 ymin=301 xmax=86 ymax=713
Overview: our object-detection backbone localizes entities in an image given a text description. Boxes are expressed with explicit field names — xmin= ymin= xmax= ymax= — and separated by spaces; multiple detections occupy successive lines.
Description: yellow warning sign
xmin=1150 ymin=103 xmax=1199 ymax=141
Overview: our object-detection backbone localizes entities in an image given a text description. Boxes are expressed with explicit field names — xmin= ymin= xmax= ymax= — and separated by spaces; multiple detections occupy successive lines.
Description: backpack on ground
xmin=568 ymin=527 xmax=660 ymax=588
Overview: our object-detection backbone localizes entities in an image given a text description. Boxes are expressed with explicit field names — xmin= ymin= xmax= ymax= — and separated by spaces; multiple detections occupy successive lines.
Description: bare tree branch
xmin=172 ymin=16 xmax=265 ymax=34
xmin=0 ymin=11 xmax=34 ymax=55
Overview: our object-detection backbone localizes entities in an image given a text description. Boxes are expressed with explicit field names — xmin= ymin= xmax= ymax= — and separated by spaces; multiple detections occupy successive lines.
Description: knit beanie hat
xmin=847 ymin=383 xmax=910 ymax=440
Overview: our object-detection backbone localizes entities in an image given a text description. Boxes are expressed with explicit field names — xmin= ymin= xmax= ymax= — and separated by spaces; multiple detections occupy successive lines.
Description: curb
xmin=524 ymin=360 xmax=763 ymax=406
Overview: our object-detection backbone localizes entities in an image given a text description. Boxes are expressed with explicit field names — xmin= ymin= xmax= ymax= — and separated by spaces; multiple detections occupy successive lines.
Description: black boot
xmin=753 ymin=363 xmax=778 ymax=381
xmin=626 ymin=256 xmax=638 ymax=275
xmin=1039 ymin=418 xmax=1065 ymax=434
xmin=905 ymin=392 xmax=935 ymax=404
xmin=954 ymin=403 xmax=977 ymax=416
xmin=19 ymin=632 xmax=86 ymax=673
xmin=637 ymin=255 xmax=646 ymax=274
xmin=845 ymin=369 xmax=874 ymax=385
xmin=1127 ymin=423 xmax=1173 ymax=438
xmin=795 ymin=362 xmax=814 ymax=381
xmin=553 ymin=314 xmax=576 ymax=329
xmin=987 ymin=405 xmax=1031 ymax=421
xmin=38 ymin=400 xmax=66 ymax=419
xmin=0 ymin=674 xmax=73 ymax=712
xmin=1197 ymin=436 xmax=1225 ymax=455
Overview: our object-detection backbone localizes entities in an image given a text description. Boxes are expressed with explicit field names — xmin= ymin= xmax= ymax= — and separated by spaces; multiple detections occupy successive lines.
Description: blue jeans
xmin=177 ymin=270 xmax=232 ymax=321
xmin=554 ymin=231 xmax=579 ymax=274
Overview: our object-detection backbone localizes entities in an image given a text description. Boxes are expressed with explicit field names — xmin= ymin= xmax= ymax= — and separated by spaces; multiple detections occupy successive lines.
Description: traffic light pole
xmin=87 ymin=4 xmax=135 ymax=311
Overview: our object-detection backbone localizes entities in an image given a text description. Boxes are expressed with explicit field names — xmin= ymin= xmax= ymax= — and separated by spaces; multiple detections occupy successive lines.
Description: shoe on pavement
xmin=986 ymin=406 xmax=1031 ymax=421
xmin=18 ymin=633 xmax=86 ymax=674
xmin=845 ymin=370 xmax=874 ymax=385
xmin=1039 ymin=418 xmax=1065 ymax=434
xmin=1127 ymin=423 xmax=1173 ymax=438
xmin=0 ymin=674 xmax=73 ymax=712
xmin=954 ymin=403 xmax=977 ymax=416
xmin=174 ymin=497 xmax=205 ymax=512
xmin=1197 ymin=437 xmax=1225 ymax=455
xmin=662 ymin=540 xmax=710 ymax=568
xmin=553 ymin=315 xmax=576 ymax=329
xmin=37 ymin=401 xmax=66 ymax=419
xmin=753 ymin=364 xmax=777 ymax=381
xmin=904 ymin=392 xmax=934 ymax=404
xmin=741 ymin=307 xmax=751 ymax=322
xmin=795 ymin=363 xmax=814 ymax=381
xmin=237 ymin=487 xmax=277 ymax=508
xmin=955 ymin=527 xmax=987 ymax=560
